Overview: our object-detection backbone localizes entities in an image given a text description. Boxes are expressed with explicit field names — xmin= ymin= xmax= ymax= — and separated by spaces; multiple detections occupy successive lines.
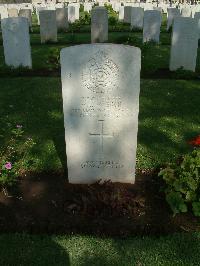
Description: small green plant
xmin=46 ymin=48 xmax=60 ymax=69
xmin=0 ymin=123 xmax=35 ymax=189
xmin=108 ymin=16 xmax=118 ymax=26
xmin=159 ymin=149 xmax=200 ymax=217
xmin=80 ymin=11 xmax=91 ymax=25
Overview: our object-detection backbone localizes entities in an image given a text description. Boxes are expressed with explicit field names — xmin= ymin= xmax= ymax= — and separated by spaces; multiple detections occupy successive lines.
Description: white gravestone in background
xmin=153 ymin=6 xmax=162 ymax=13
xmin=0 ymin=6 xmax=8 ymax=19
xmin=181 ymin=8 xmax=191 ymax=17
xmin=91 ymin=7 xmax=108 ymax=43
xmin=124 ymin=6 xmax=132 ymax=23
xmin=68 ymin=6 xmax=75 ymax=23
xmin=194 ymin=12 xmax=200 ymax=39
xmin=36 ymin=6 xmax=46 ymax=25
xmin=56 ymin=8 xmax=68 ymax=31
xmin=69 ymin=3 xmax=79 ymax=20
xmin=170 ymin=17 xmax=198 ymax=72
xmin=8 ymin=8 xmax=18 ymax=17
xmin=119 ymin=6 xmax=124 ymax=21
xmin=131 ymin=7 xmax=144 ymax=30
xmin=39 ymin=10 xmax=57 ymax=43
xmin=143 ymin=10 xmax=162 ymax=43
xmin=19 ymin=9 xmax=32 ymax=27
xmin=84 ymin=3 xmax=92 ymax=13
xmin=2 ymin=17 xmax=32 ymax=68
xmin=61 ymin=44 xmax=141 ymax=184
xmin=167 ymin=8 xmax=180 ymax=30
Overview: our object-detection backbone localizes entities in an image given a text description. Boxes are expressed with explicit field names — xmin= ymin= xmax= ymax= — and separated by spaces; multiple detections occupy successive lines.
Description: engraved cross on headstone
xmin=89 ymin=120 xmax=114 ymax=153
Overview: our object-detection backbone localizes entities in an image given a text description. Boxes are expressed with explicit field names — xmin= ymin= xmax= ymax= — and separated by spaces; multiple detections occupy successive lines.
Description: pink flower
xmin=16 ymin=125 xmax=22 ymax=129
xmin=5 ymin=162 xmax=12 ymax=170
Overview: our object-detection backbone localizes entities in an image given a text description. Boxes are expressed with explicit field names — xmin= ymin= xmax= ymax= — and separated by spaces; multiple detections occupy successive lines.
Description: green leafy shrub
xmin=159 ymin=149 xmax=200 ymax=216
xmin=108 ymin=16 xmax=118 ymax=26
xmin=0 ymin=123 xmax=36 ymax=189
xmin=104 ymin=3 xmax=118 ymax=26
xmin=80 ymin=4 xmax=84 ymax=13
xmin=80 ymin=11 xmax=91 ymax=25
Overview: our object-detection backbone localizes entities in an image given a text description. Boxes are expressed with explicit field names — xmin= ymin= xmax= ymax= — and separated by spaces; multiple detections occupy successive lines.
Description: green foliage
xmin=166 ymin=191 xmax=187 ymax=215
xmin=159 ymin=149 xmax=200 ymax=216
xmin=80 ymin=4 xmax=84 ymax=12
xmin=80 ymin=11 xmax=91 ymax=25
xmin=46 ymin=48 xmax=60 ymax=70
xmin=104 ymin=3 xmax=118 ymax=26
xmin=172 ymin=67 xmax=197 ymax=80
xmin=192 ymin=202 xmax=200 ymax=216
xmin=0 ymin=122 xmax=36 ymax=188
xmin=108 ymin=16 xmax=118 ymax=26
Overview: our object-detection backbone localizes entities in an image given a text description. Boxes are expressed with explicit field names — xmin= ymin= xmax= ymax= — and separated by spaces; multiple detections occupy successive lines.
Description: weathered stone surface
xmin=167 ymin=8 xmax=180 ymax=30
xmin=84 ymin=3 xmax=92 ymax=13
xmin=56 ymin=8 xmax=68 ymax=31
xmin=194 ymin=12 xmax=200 ymax=39
xmin=68 ymin=3 xmax=79 ymax=20
xmin=131 ymin=7 xmax=144 ymax=30
xmin=60 ymin=44 xmax=141 ymax=184
xmin=143 ymin=10 xmax=162 ymax=43
xmin=68 ymin=5 xmax=75 ymax=23
xmin=124 ymin=6 xmax=132 ymax=23
xmin=118 ymin=6 xmax=124 ymax=21
xmin=1 ymin=17 xmax=32 ymax=68
xmin=0 ymin=6 xmax=8 ymax=19
xmin=8 ymin=8 xmax=18 ymax=17
xmin=181 ymin=7 xmax=191 ymax=17
xmin=91 ymin=7 xmax=108 ymax=43
xmin=36 ymin=6 xmax=46 ymax=25
xmin=170 ymin=17 xmax=198 ymax=71
xmin=19 ymin=8 xmax=32 ymax=26
xmin=39 ymin=10 xmax=57 ymax=43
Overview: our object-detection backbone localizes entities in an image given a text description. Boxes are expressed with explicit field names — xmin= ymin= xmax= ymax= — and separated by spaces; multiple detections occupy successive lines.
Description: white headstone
xmin=56 ymin=8 xmax=68 ymax=31
xmin=2 ymin=17 xmax=32 ymax=68
xmin=170 ymin=17 xmax=198 ymax=72
xmin=0 ymin=6 xmax=8 ymax=20
xmin=8 ymin=8 xmax=18 ymax=17
xmin=91 ymin=7 xmax=108 ymax=43
xmin=36 ymin=6 xmax=46 ymax=25
xmin=181 ymin=7 xmax=191 ymax=17
xmin=194 ymin=12 xmax=200 ymax=39
xmin=84 ymin=3 xmax=92 ymax=13
xmin=19 ymin=9 xmax=32 ymax=27
xmin=112 ymin=3 xmax=121 ymax=12
xmin=68 ymin=6 xmax=75 ymax=23
xmin=39 ymin=10 xmax=57 ymax=43
xmin=119 ymin=6 xmax=124 ymax=21
xmin=167 ymin=8 xmax=180 ymax=30
xmin=60 ymin=44 xmax=141 ymax=184
xmin=69 ymin=3 xmax=79 ymax=20
xmin=131 ymin=7 xmax=144 ymax=30
xmin=124 ymin=6 xmax=132 ymax=23
xmin=143 ymin=10 xmax=162 ymax=43
xmin=153 ymin=6 xmax=162 ymax=12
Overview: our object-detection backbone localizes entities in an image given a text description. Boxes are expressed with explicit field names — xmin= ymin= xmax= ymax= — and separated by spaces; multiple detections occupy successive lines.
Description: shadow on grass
xmin=0 ymin=233 xmax=70 ymax=266
xmin=1 ymin=232 xmax=200 ymax=265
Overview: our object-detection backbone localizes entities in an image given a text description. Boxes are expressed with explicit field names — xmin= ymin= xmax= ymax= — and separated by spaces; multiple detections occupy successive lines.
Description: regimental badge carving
xmin=82 ymin=50 xmax=120 ymax=94
xmin=7 ymin=22 xmax=18 ymax=33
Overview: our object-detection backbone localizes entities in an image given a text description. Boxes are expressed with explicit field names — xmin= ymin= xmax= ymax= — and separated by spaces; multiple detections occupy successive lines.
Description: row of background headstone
xmin=0 ymin=4 xmax=200 ymax=71
xmin=1 ymin=2 xmax=200 ymax=27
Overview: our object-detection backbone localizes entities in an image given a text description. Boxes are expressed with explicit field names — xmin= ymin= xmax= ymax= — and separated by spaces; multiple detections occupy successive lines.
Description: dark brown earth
xmin=0 ymin=169 xmax=199 ymax=237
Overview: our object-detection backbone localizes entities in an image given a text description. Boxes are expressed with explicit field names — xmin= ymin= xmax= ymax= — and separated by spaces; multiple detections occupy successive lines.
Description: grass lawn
xmin=0 ymin=233 xmax=200 ymax=265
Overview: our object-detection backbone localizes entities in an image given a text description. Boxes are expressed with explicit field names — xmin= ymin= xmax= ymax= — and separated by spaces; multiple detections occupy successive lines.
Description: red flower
xmin=188 ymin=135 xmax=200 ymax=146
